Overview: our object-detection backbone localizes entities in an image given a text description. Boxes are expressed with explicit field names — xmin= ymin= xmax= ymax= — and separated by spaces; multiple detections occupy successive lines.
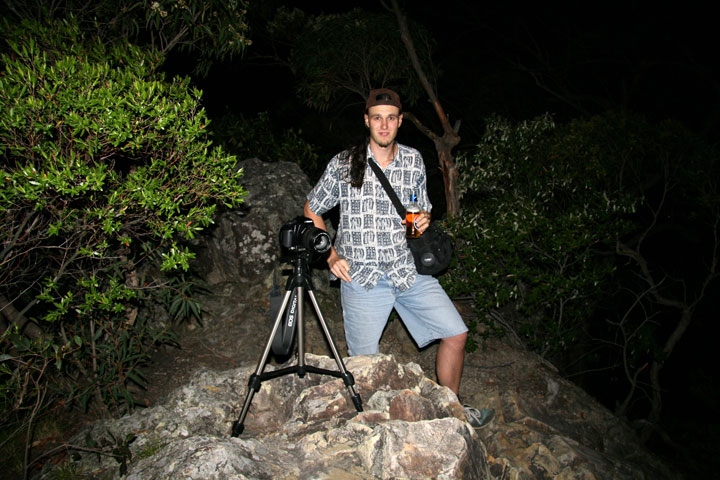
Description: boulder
xmin=44 ymin=354 xmax=488 ymax=479
xmin=190 ymin=157 xmax=325 ymax=286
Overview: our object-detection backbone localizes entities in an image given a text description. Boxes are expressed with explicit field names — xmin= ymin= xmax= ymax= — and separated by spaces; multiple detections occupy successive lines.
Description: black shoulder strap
xmin=368 ymin=158 xmax=406 ymax=218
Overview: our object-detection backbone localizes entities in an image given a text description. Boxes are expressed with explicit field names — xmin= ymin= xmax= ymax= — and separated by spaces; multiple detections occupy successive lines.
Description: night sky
xmin=193 ymin=1 xmax=719 ymax=150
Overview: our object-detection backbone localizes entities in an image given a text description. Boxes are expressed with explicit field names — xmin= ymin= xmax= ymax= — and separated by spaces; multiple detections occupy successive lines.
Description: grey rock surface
xmin=45 ymin=354 xmax=487 ymax=479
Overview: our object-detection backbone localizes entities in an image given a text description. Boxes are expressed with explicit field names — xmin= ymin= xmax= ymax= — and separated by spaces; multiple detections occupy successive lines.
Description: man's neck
xmin=370 ymin=141 xmax=397 ymax=169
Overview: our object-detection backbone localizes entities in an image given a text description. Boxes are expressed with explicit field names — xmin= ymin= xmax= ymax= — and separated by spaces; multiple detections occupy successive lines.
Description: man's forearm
xmin=303 ymin=200 xmax=327 ymax=231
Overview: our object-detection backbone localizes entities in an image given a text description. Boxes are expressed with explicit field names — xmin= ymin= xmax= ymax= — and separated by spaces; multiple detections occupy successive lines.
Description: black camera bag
xmin=368 ymin=159 xmax=453 ymax=275
xmin=407 ymin=222 xmax=454 ymax=275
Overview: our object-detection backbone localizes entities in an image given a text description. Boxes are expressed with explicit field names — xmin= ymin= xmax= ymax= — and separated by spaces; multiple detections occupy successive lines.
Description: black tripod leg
xmin=231 ymin=289 xmax=293 ymax=437
xmin=307 ymin=290 xmax=363 ymax=412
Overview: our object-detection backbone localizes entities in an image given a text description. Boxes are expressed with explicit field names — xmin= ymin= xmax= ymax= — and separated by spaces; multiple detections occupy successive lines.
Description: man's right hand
xmin=304 ymin=200 xmax=352 ymax=282
xmin=327 ymin=250 xmax=352 ymax=282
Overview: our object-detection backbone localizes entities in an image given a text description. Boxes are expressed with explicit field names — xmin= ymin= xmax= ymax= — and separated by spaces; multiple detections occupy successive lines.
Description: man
xmin=303 ymin=88 xmax=493 ymax=428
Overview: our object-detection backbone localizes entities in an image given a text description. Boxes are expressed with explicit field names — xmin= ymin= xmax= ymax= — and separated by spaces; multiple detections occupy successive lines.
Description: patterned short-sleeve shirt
xmin=307 ymin=143 xmax=431 ymax=291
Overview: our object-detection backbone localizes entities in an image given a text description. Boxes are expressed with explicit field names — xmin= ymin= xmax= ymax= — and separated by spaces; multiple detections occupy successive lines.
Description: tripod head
xmin=278 ymin=251 xmax=316 ymax=289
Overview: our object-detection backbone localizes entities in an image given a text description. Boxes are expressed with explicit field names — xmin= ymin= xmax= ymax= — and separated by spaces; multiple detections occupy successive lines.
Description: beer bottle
xmin=406 ymin=193 xmax=421 ymax=238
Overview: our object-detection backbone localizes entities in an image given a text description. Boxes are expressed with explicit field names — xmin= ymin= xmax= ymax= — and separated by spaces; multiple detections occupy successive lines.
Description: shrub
xmin=0 ymin=17 xmax=246 ymax=422
xmin=211 ymin=111 xmax=322 ymax=179
xmin=443 ymin=113 xmax=638 ymax=358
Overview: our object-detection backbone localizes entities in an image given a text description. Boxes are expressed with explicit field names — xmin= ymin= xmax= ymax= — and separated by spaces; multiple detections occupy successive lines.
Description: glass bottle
xmin=406 ymin=193 xmax=421 ymax=238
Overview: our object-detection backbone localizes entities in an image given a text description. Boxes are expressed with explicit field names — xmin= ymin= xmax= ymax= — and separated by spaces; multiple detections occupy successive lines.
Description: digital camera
xmin=279 ymin=216 xmax=331 ymax=254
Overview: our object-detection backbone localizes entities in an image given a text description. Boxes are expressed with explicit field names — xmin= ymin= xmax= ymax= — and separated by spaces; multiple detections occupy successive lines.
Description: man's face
xmin=365 ymin=105 xmax=403 ymax=148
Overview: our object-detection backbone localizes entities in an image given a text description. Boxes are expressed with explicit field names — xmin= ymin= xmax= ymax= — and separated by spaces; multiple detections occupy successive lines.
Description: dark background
xmin=184 ymin=0 xmax=719 ymax=212
xmin=167 ymin=1 xmax=719 ymax=476
xmin=192 ymin=1 xmax=719 ymax=146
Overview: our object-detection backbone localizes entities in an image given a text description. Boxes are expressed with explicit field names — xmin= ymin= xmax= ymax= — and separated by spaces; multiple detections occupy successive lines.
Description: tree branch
xmin=401 ymin=111 xmax=438 ymax=142
xmin=0 ymin=295 xmax=43 ymax=339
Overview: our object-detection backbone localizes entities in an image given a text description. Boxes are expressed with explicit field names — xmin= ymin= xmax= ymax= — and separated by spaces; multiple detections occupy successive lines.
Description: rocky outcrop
xmin=184 ymin=158 xmax=344 ymax=363
xmin=452 ymin=338 xmax=676 ymax=479
xmin=44 ymin=354 xmax=488 ymax=479
xmin=40 ymin=348 xmax=677 ymax=480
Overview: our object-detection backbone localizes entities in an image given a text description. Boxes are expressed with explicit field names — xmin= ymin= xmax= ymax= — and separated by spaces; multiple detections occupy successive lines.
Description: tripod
xmin=231 ymin=253 xmax=363 ymax=437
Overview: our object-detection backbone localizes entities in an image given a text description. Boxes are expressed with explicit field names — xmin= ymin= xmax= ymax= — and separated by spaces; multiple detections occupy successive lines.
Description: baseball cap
xmin=365 ymin=88 xmax=402 ymax=112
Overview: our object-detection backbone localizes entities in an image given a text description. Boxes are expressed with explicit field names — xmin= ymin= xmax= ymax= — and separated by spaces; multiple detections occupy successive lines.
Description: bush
xmin=443 ymin=113 xmax=638 ymax=358
xmin=0 ymin=17 xmax=246 ymax=422
xmin=211 ymin=111 xmax=322 ymax=180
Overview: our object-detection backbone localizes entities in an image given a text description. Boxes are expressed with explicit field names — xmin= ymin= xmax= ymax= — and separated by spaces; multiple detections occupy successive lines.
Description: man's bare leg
xmin=436 ymin=332 xmax=467 ymax=394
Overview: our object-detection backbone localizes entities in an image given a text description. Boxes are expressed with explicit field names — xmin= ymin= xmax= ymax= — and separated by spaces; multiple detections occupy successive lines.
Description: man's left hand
xmin=416 ymin=211 xmax=431 ymax=233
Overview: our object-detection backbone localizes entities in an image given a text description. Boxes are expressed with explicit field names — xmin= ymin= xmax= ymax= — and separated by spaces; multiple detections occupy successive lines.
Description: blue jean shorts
xmin=340 ymin=274 xmax=467 ymax=356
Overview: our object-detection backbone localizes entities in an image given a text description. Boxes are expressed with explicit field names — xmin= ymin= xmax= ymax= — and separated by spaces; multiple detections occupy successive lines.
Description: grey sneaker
xmin=463 ymin=405 xmax=495 ymax=429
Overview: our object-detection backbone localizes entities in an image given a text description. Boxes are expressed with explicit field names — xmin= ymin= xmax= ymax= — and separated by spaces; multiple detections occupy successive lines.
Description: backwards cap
xmin=365 ymin=88 xmax=402 ymax=112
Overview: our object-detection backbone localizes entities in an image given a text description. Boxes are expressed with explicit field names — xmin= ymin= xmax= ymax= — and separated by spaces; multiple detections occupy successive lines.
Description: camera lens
xmin=306 ymin=229 xmax=331 ymax=253
xmin=313 ymin=231 xmax=331 ymax=253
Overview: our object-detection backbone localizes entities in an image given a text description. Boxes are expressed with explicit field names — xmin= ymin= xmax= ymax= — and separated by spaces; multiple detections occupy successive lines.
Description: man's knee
xmin=441 ymin=331 xmax=467 ymax=350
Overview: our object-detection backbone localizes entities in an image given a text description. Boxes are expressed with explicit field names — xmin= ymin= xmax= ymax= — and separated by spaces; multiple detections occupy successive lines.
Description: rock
xmin=190 ymin=157 xmax=325 ymax=286
xmin=447 ymin=338 xmax=678 ymax=480
xmin=42 ymin=354 xmax=488 ymax=479
xmin=186 ymin=157 xmax=343 ymax=356
xmin=356 ymin=417 xmax=486 ymax=479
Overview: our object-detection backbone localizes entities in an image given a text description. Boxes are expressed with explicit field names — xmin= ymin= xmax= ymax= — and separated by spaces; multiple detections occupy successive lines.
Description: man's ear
xmin=398 ymin=113 xmax=403 ymax=128
xmin=364 ymin=114 xmax=369 ymax=128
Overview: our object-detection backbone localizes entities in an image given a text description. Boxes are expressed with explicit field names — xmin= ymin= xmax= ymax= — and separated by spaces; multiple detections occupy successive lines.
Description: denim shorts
xmin=340 ymin=274 xmax=468 ymax=356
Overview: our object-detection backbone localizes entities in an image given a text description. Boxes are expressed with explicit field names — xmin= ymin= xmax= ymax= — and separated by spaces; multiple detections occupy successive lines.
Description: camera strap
xmin=269 ymin=266 xmax=297 ymax=356
xmin=271 ymin=287 xmax=298 ymax=356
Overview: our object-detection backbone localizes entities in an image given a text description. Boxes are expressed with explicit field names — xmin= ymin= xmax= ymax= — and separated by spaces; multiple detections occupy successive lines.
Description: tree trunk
xmin=642 ymin=305 xmax=695 ymax=442
xmin=437 ymin=139 xmax=460 ymax=218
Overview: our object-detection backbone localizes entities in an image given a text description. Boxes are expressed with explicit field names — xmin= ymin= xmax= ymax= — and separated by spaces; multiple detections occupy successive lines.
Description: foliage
xmin=99 ymin=430 xmax=136 ymax=476
xmin=162 ymin=274 xmax=206 ymax=325
xmin=211 ymin=111 xmax=323 ymax=180
xmin=444 ymin=113 xmax=639 ymax=359
xmin=0 ymin=15 xmax=246 ymax=432
xmin=444 ymin=110 xmax=720 ymax=433
xmin=2 ymin=0 xmax=252 ymax=76
xmin=272 ymin=7 xmax=436 ymax=110
xmin=47 ymin=461 xmax=85 ymax=480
